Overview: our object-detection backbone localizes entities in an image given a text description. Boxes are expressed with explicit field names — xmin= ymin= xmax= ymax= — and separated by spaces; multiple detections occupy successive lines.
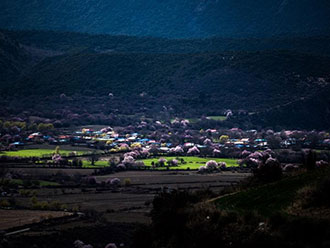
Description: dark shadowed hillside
xmin=0 ymin=32 xmax=30 ymax=84
xmin=1 ymin=0 xmax=330 ymax=38
xmin=0 ymin=31 xmax=62 ymax=87
xmin=3 ymin=30 xmax=330 ymax=56
xmin=1 ymin=30 xmax=330 ymax=129
xmin=2 ymin=49 xmax=329 ymax=129
xmin=243 ymin=87 xmax=330 ymax=130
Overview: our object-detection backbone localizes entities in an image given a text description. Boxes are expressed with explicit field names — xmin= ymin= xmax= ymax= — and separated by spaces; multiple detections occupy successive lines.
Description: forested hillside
xmin=0 ymin=32 xmax=30 ymax=83
xmin=1 ymin=30 xmax=330 ymax=129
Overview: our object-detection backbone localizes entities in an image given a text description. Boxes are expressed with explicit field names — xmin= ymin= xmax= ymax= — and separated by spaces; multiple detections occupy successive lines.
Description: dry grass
xmin=0 ymin=209 xmax=72 ymax=230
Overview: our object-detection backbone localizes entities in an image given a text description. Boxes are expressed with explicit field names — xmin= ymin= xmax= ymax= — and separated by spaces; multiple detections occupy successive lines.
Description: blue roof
xmin=12 ymin=142 xmax=24 ymax=145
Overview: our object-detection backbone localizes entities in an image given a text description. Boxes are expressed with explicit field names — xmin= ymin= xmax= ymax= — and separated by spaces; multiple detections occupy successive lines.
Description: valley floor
xmin=0 ymin=170 xmax=249 ymax=232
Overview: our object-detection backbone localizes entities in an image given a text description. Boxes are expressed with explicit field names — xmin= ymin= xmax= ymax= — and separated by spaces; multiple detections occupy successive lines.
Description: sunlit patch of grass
xmin=139 ymin=156 xmax=238 ymax=170
xmin=0 ymin=149 xmax=85 ymax=157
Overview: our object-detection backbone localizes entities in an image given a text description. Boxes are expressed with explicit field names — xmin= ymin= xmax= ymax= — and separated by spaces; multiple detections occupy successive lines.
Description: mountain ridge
xmin=3 ymin=29 xmax=330 ymax=56
xmin=1 ymin=0 xmax=330 ymax=38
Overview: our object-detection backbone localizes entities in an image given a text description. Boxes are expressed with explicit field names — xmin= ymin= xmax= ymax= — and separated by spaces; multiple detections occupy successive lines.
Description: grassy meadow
xmin=81 ymin=160 xmax=109 ymax=168
xmin=9 ymin=179 xmax=60 ymax=186
xmin=207 ymin=116 xmax=227 ymax=121
xmin=0 ymin=149 xmax=86 ymax=157
xmin=139 ymin=156 xmax=238 ymax=170
xmin=214 ymin=169 xmax=330 ymax=216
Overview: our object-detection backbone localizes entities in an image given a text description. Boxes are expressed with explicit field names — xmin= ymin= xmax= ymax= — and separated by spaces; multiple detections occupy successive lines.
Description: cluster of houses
xmin=73 ymin=127 xmax=162 ymax=150
xmin=22 ymin=127 xmax=269 ymax=152
xmin=2 ymin=120 xmax=330 ymax=153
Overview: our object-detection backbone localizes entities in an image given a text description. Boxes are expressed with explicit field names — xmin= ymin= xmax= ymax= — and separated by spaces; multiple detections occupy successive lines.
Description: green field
xmin=0 ymin=149 xmax=86 ymax=157
xmin=32 ymin=159 xmax=109 ymax=168
xmin=81 ymin=160 xmax=109 ymax=168
xmin=9 ymin=179 xmax=60 ymax=186
xmin=139 ymin=156 xmax=238 ymax=170
xmin=207 ymin=116 xmax=227 ymax=121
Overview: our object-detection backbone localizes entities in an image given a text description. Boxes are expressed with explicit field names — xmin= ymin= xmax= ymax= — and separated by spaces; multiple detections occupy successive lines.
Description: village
xmin=0 ymin=117 xmax=329 ymax=172
xmin=2 ymin=118 xmax=330 ymax=156
xmin=1 ymin=117 xmax=330 ymax=248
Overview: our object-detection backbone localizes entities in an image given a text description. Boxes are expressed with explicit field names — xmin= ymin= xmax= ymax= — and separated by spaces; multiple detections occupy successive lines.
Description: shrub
xmin=303 ymin=150 xmax=317 ymax=170
xmin=219 ymin=135 xmax=229 ymax=144
xmin=198 ymin=166 xmax=208 ymax=174
xmin=282 ymin=164 xmax=299 ymax=172
xmin=72 ymin=158 xmax=82 ymax=167
xmin=19 ymin=189 xmax=31 ymax=197
xmin=248 ymin=151 xmax=263 ymax=160
xmin=73 ymin=240 xmax=85 ymax=248
xmin=116 ymin=164 xmax=126 ymax=170
xmin=187 ymin=146 xmax=200 ymax=155
xmin=205 ymin=160 xmax=218 ymax=171
xmin=218 ymin=162 xmax=227 ymax=170
xmin=73 ymin=240 xmax=94 ymax=248
xmin=168 ymin=159 xmax=178 ymax=167
xmin=203 ymin=138 xmax=212 ymax=146
xmin=106 ymin=177 xmax=121 ymax=186
xmin=253 ymin=157 xmax=282 ymax=182
xmin=49 ymin=200 xmax=62 ymax=210
xmin=124 ymin=178 xmax=131 ymax=186
xmin=133 ymin=161 xmax=145 ymax=168
xmin=245 ymin=158 xmax=262 ymax=168
xmin=122 ymin=155 xmax=135 ymax=165
xmin=158 ymin=158 xmax=167 ymax=167
xmin=83 ymin=176 xmax=97 ymax=185
xmin=82 ymin=244 xmax=93 ymax=248
xmin=316 ymin=160 xmax=329 ymax=168
xmin=140 ymin=148 xmax=150 ymax=157
xmin=52 ymin=153 xmax=62 ymax=163
xmin=213 ymin=149 xmax=221 ymax=157
xmin=0 ymin=199 xmax=10 ymax=208
xmin=105 ymin=243 xmax=117 ymax=248
xmin=171 ymin=146 xmax=184 ymax=154
xmin=241 ymin=150 xmax=251 ymax=158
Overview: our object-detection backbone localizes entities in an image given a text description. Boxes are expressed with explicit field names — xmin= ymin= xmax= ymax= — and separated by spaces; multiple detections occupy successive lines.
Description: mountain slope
xmin=2 ymin=30 xmax=330 ymax=56
xmin=1 ymin=30 xmax=330 ymax=129
xmin=244 ymin=87 xmax=330 ymax=130
xmin=6 ymin=51 xmax=330 ymax=119
xmin=0 ymin=32 xmax=30 ymax=84
xmin=0 ymin=31 xmax=63 ymax=88
xmin=0 ymin=0 xmax=330 ymax=38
